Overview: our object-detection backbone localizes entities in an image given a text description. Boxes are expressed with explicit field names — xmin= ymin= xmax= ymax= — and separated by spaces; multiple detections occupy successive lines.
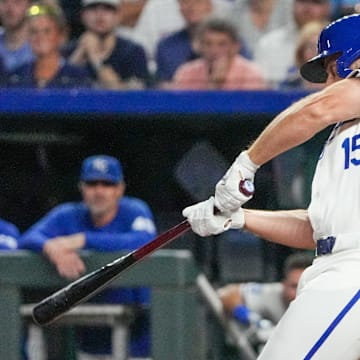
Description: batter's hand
xmin=182 ymin=197 xmax=245 ymax=237
xmin=215 ymin=151 xmax=259 ymax=212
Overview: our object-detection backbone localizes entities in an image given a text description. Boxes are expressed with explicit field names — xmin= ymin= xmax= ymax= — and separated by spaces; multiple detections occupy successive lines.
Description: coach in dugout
xmin=19 ymin=154 xmax=157 ymax=359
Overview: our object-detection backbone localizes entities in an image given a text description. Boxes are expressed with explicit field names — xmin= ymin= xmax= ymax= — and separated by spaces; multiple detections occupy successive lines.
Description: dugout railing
xmin=0 ymin=249 xmax=205 ymax=360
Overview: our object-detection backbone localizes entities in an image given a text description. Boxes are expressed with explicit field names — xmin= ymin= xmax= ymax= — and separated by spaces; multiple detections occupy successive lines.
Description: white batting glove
xmin=215 ymin=151 xmax=259 ymax=212
xmin=229 ymin=207 xmax=245 ymax=229
xmin=182 ymin=197 xmax=244 ymax=237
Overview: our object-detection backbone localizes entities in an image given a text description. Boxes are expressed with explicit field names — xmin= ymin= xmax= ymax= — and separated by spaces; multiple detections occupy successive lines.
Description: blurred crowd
xmin=0 ymin=0 xmax=358 ymax=91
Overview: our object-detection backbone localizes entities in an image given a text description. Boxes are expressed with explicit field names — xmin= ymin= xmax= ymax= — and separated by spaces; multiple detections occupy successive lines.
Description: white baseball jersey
xmin=309 ymin=118 xmax=360 ymax=240
xmin=259 ymin=102 xmax=360 ymax=358
xmin=240 ymin=282 xmax=286 ymax=324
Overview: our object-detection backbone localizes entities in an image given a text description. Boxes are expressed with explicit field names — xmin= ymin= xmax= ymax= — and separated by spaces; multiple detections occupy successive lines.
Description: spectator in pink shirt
xmin=171 ymin=17 xmax=267 ymax=90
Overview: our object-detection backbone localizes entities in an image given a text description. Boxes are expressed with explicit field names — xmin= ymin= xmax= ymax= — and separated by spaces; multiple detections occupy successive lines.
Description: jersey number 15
xmin=342 ymin=134 xmax=360 ymax=169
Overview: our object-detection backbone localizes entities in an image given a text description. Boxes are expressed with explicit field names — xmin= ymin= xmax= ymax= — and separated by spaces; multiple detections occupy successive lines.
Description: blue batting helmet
xmin=300 ymin=14 xmax=360 ymax=83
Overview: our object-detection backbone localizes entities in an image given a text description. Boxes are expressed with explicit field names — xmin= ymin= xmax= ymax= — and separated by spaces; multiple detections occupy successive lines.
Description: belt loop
xmin=316 ymin=236 xmax=336 ymax=256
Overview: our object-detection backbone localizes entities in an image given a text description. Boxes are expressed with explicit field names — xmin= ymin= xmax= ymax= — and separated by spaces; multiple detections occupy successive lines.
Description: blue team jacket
xmin=19 ymin=196 xmax=157 ymax=356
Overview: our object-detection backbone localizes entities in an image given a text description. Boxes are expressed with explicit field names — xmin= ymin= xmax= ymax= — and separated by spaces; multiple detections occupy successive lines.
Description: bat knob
xmin=239 ymin=179 xmax=255 ymax=197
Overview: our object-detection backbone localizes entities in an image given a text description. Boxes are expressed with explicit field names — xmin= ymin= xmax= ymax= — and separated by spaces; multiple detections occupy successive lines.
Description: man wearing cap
xmin=64 ymin=0 xmax=150 ymax=89
xmin=19 ymin=154 xmax=157 ymax=359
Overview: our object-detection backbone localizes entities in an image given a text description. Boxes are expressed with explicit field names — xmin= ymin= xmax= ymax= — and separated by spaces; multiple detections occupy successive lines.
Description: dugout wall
xmin=0 ymin=89 xmax=327 ymax=281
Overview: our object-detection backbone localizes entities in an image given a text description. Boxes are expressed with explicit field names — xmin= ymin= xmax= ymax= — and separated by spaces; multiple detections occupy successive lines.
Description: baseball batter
xmin=183 ymin=14 xmax=360 ymax=359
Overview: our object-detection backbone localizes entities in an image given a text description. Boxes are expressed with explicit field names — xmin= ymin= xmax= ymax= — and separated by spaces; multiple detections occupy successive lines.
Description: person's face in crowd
xmin=28 ymin=15 xmax=65 ymax=58
xmin=282 ymin=268 xmax=304 ymax=305
xmin=81 ymin=4 xmax=118 ymax=36
xmin=0 ymin=0 xmax=30 ymax=31
xmin=178 ymin=0 xmax=212 ymax=27
xmin=199 ymin=30 xmax=239 ymax=64
xmin=80 ymin=180 xmax=124 ymax=219
xmin=293 ymin=0 xmax=330 ymax=28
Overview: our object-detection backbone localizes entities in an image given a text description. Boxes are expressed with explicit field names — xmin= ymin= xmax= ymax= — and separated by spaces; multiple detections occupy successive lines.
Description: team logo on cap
xmin=92 ymin=158 xmax=109 ymax=173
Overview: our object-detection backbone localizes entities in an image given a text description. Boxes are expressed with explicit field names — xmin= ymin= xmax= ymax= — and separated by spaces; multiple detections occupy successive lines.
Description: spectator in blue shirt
xmin=66 ymin=0 xmax=150 ymax=89
xmin=0 ymin=217 xmax=19 ymax=250
xmin=19 ymin=154 xmax=157 ymax=358
xmin=6 ymin=2 xmax=92 ymax=89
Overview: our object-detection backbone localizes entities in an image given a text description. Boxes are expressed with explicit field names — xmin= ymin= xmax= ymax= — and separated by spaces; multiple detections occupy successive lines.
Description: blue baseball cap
xmin=80 ymin=155 xmax=123 ymax=184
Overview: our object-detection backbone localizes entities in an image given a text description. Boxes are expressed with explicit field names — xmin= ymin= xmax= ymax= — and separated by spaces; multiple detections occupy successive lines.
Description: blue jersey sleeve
xmin=19 ymin=198 xmax=157 ymax=253
xmin=18 ymin=204 xmax=78 ymax=252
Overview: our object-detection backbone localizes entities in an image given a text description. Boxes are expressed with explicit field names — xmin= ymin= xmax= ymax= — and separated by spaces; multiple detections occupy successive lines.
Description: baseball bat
xmin=32 ymin=220 xmax=191 ymax=326
xmin=32 ymin=179 xmax=254 ymax=326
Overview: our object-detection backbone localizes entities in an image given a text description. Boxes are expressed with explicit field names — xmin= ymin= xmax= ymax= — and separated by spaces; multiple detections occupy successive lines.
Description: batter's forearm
xmin=247 ymin=97 xmax=328 ymax=165
xmin=243 ymin=209 xmax=315 ymax=249
xmin=247 ymin=79 xmax=360 ymax=166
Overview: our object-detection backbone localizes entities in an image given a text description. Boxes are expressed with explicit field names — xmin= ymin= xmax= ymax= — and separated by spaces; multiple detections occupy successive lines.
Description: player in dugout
xmin=183 ymin=13 xmax=360 ymax=360
xmin=218 ymin=251 xmax=313 ymax=353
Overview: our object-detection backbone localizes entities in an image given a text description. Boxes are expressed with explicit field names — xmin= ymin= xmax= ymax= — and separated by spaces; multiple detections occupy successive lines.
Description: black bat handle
xmin=32 ymin=253 xmax=135 ymax=325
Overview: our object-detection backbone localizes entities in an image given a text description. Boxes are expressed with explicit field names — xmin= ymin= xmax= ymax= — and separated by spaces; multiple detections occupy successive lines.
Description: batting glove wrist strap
xmin=235 ymin=151 xmax=260 ymax=176
xmin=230 ymin=208 xmax=245 ymax=229
xmin=215 ymin=151 xmax=259 ymax=212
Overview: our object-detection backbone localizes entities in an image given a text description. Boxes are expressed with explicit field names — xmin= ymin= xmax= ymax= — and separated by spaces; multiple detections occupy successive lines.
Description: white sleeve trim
xmin=132 ymin=216 xmax=156 ymax=233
